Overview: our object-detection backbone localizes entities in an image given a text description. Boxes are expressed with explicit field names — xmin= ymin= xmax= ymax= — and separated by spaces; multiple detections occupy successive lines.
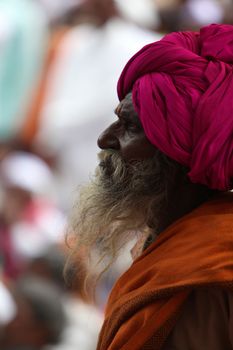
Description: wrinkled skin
xmin=98 ymin=94 xmax=157 ymax=162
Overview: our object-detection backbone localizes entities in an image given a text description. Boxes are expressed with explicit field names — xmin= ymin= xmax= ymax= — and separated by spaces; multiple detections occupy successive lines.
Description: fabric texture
xmin=163 ymin=288 xmax=233 ymax=349
xmin=117 ymin=24 xmax=233 ymax=191
xmin=97 ymin=194 xmax=233 ymax=350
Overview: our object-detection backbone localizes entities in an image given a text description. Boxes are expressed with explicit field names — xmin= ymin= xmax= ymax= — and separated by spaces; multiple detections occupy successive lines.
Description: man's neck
xmin=157 ymin=182 xmax=216 ymax=236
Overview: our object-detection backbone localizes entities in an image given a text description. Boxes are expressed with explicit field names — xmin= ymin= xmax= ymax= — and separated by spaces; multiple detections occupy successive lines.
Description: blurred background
xmin=0 ymin=0 xmax=232 ymax=349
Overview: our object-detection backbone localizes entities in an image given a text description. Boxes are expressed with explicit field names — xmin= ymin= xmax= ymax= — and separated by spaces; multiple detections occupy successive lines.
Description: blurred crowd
xmin=0 ymin=0 xmax=232 ymax=349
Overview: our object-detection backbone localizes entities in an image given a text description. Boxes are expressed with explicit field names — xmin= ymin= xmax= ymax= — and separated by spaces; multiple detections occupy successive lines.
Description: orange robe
xmin=97 ymin=193 xmax=233 ymax=350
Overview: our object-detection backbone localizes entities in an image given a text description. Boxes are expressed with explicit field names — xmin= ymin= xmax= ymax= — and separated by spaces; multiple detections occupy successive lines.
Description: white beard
xmin=67 ymin=149 xmax=166 ymax=273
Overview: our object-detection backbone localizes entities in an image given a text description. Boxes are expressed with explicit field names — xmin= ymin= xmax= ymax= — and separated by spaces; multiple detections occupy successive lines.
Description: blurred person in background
xmin=154 ymin=0 xmax=184 ymax=32
xmin=29 ymin=0 xmax=161 ymax=211
xmin=25 ymin=245 xmax=67 ymax=291
xmin=115 ymin=0 xmax=160 ymax=31
xmin=0 ymin=151 xmax=65 ymax=280
xmin=0 ymin=276 xmax=66 ymax=350
xmin=69 ymin=23 xmax=233 ymax=349
xmin=180 ymin=0 xmax=224 ymax=30
xmin=24 ymin=245 xmax=103 ymax=350
xmin=154 ymin=0 xmax=225 ymax=32
xmin=0 ymin=0 xmax=48 ymax=141
xmin=19 ymin=0 xmax=80 ymax=150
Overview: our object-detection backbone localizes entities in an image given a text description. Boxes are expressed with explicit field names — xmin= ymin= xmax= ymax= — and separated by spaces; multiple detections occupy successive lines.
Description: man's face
xmin=97 ymin=93 xmax=157 ymax=164
xmin=69 ymin=93 xmax=168 ymax=270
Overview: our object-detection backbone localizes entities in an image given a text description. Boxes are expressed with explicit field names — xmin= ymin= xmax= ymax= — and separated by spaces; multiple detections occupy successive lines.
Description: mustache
xmin=97 ymin=150 xmax=161 ymax=198
xmin=98 ymin=149 xmax=119 ymax=165
xmin=97 ymin=150 xmax=127 ymax=180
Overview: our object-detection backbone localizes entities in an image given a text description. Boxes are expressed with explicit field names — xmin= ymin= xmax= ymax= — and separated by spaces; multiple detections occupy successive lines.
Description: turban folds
xmin=117 ymin=24 xmax=233 ymax=191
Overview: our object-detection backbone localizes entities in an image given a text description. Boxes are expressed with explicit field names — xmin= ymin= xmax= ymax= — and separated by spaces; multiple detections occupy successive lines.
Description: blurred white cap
xmin=0 ymin=281 xmax=17 ymax=325
xmin=0 ymin=151 xmax=53 ymax=195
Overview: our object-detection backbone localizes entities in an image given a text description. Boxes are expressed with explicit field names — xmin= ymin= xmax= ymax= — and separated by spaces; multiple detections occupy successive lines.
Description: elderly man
xmin=70 ymin=23 xmax=233 ymax=349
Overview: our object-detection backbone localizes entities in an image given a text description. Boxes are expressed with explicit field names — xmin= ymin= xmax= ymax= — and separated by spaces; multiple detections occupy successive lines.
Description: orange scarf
xmin=97 ymin=194 xmax=233 ymax=350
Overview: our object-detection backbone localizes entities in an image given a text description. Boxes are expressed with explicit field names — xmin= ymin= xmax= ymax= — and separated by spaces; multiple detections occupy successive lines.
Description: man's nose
xmin=97 ymin=126 xmax=120 ymax=150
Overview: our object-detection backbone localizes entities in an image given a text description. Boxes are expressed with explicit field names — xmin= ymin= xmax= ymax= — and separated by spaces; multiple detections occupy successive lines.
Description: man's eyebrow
xmin=114 ymin=105 xmax=121 ymax=115
xmin=114 ymin=104 xmax=141 ymax=124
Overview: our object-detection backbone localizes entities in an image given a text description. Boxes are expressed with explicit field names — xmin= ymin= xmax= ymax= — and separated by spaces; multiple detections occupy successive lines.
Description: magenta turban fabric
xmin=117 ymin=24 xmax=233 ymax=190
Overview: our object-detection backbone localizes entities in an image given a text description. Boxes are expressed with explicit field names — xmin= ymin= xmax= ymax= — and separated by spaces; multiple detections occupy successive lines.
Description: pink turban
xmin=117 ymin=24 xmax=233 ymax=191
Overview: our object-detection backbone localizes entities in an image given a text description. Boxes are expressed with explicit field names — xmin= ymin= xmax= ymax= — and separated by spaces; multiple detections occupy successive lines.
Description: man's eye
xmin=117 ymin=117 xmax=141 ymax=133
xmin=126 ymin=122 xmax=141 ymax=132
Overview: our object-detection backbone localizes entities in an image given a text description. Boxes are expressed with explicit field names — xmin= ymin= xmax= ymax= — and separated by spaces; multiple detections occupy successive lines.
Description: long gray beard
xmin=68 ymin=149 xmax=167 ymax=270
